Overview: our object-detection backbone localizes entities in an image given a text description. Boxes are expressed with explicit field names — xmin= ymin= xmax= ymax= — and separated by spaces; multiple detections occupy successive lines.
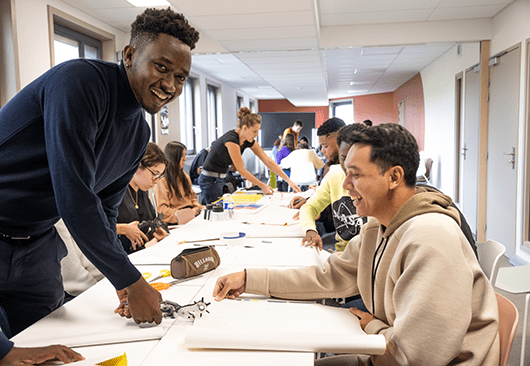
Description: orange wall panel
xmin=353 ymin=92 xmax=397 ymax=125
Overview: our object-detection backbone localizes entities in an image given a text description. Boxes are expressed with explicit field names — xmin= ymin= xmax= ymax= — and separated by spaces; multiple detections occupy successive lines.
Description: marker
xmin=290 ymin=198 xmax=304 ymax=207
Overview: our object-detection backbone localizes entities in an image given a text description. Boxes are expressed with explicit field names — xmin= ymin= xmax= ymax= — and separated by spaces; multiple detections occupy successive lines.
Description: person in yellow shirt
xmin=283 ymin=120 xmax=303 ymax=148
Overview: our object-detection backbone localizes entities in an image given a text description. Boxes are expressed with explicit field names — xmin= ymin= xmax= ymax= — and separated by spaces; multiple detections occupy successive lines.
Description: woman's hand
xmin=287 ymin=179 xmax=301 ymax=193
xmin=260 ymin=183 xmax=274 ymax=195
xmin=193 ymin=206 xmax=202 ymax=216
xmin=119 ymin=221 xmax=149 ymax=250
xmin=152 ymin=227 xmax=168 ymax=241
xmin=350 ymin=307 xmax=376 ymax=330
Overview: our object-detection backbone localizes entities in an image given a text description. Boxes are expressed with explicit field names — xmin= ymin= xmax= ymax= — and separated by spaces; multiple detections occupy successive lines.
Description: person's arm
xmin=0 ymin=345 xmax=84 ymax=366
xmin=42 ymin=61 xmax=160 ymax=324
xmin=215 ymin=233 xmax=363 ymax=301
xmin=310 ymin=151 xmax=325 ymax=170
xmin=226 ymin=142 xmax=273 ymax=194
xmin=250 ymin=142 xmax=301 ymax=192
xmin=154 ymin=179 xmax=178 ymax=224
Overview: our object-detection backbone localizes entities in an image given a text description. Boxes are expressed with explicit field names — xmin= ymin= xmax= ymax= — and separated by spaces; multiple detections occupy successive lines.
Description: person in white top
xmin=279 ymin=143 xmax=324 ymax=171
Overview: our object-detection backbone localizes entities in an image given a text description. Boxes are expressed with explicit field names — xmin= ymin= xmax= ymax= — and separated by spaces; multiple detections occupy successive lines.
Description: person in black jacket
xmin=0 ymin=8 xmax=198 ymax=365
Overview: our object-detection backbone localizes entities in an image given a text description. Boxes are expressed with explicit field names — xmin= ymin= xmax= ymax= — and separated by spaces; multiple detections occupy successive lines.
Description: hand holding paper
xmin=213 ymin=271 xmax=246 ymax=301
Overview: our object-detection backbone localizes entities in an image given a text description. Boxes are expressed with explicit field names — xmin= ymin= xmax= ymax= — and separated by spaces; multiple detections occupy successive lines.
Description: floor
xmin=497 ymin=255 xmax=528 ymax=366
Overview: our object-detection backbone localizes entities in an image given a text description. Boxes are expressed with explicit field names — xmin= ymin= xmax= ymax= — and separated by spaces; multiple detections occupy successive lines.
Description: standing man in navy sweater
xmin=0 ymin=8 xmax=198 ymax=365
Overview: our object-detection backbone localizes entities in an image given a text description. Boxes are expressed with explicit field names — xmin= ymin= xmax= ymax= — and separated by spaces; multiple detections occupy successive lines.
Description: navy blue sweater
xmin=0 ymin=59 xmax=149 ymax=291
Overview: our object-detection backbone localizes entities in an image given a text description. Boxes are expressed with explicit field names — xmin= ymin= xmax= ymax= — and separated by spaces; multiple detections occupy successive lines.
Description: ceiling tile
xmin=428 ymin=5 xmax=506 ymax=20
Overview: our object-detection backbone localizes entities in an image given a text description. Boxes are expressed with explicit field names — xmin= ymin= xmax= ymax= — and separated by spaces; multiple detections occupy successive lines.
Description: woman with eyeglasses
xmin=116 ymin=142 xmax=169 ymax=253
xmin=155 ymin=141 xmax=204 ymax=226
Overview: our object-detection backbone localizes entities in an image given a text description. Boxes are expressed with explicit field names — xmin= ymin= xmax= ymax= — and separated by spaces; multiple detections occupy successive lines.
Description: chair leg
xmin=521 ymin=292 xmax=529 ymax=366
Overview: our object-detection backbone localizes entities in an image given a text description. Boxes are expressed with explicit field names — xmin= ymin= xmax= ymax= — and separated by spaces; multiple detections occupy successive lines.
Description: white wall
xmin=421 ymin=42 xmax=480 ymax=196
xmin=421 ymin=0 xmax=530 ymax=263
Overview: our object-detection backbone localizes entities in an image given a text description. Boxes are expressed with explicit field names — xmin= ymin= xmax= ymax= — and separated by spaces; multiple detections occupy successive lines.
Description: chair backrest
xmin=479 ymin=239 xmax=506 ymax=285
xmin=496 ymin=292 xmax=519 ymax=366
xmin=424 ymin=158 xmax=433 ymax=180
xmin=289 ymin=161 xmax=317 ymax=186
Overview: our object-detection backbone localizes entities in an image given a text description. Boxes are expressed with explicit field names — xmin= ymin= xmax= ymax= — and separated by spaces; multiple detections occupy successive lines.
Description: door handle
xmin=503 ymin=146 xmax=516 ymax=169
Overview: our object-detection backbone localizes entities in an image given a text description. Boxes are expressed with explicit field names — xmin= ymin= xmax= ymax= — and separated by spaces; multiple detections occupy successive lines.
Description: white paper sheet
xmin=184 ymin=300 xmax=386 ymax=355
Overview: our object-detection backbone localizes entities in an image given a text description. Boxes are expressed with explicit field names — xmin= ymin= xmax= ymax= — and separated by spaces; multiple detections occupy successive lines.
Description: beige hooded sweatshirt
xmin=246 ymin=187 xmax=499 ymax=365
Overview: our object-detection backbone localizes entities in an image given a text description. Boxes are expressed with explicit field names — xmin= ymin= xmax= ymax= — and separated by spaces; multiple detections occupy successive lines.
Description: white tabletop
xmin=11 ymin=191 xmax=385 ymax=365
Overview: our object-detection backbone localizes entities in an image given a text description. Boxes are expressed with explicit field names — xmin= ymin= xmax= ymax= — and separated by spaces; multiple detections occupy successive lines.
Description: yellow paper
xmin=95 ymin=352 xmax=127 ymax=366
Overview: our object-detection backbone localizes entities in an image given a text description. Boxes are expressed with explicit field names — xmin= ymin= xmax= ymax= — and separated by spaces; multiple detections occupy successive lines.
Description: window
xmin=180 ymin=77 xmax=197 ymax=154
xmin=207 ymin=84 xmax=220 ymax=146
xmin=330 ymin=99 xmax=354 ymax=125
xmin=237 ymin=95 xmax=244 ymax=111
xmin=53 ymin=23 xmax=102 ymax=65
xmin=249 ymin=100 xmax=257 ymax=113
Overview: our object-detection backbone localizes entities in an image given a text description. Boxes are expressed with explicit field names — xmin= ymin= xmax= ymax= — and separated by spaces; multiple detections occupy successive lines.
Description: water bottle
xmin=269 ymin=170 xmax=277 ymax=189
xmin=211 ymin=204 xmax=225 ymax=221
xmin=223 ymin=193 xmax=234 ymax=219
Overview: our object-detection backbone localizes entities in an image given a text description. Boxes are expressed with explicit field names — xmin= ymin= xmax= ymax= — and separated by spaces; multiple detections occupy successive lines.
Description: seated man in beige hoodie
xmin=213 ymin=123 xmax=499 ymax=366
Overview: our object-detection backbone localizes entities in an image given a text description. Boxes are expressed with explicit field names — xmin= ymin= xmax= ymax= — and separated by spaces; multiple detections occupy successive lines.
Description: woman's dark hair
xmin=164 ymin=141 xmax=192 ymax=200
xmin=236 ymin=107 xmax=261 ymax=129
xmin=141 ymin=142 xmax=168 ymax=168
xmin=280 ymin=133 xmax=295 ymax=152
xmin=130 ymin=7 xmax=200 ymax=51
xmin=349 ymin=123 xmax=419 ymax=187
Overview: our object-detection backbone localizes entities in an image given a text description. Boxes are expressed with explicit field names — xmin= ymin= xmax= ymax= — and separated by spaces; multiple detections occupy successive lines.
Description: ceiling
xmin=60 ymin=0 xmax=514 ymax=106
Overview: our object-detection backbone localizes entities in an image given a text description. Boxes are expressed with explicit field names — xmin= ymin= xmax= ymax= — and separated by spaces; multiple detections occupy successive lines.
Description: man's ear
xmin=123 ymin=45 xmax=135 ymax=66
xmin=388 ymin=166 xmax=404 ymax=190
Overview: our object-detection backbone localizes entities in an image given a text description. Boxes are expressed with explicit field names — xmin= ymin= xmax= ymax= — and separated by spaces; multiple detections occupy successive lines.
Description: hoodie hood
xmin=383 ymin=185 xmax=461 ymax=238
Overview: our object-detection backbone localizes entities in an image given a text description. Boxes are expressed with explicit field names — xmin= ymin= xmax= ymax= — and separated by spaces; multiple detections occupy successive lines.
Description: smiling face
xmin=124 ymin=33 xmax=192 ymax=114
xmin=318 ymin=133 xmax=339 ymax=162
xmin=342 ymin=143 xmax=393 ymax=222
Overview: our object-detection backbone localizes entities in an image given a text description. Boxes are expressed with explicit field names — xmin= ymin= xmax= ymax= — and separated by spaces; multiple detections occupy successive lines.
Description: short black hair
xmin=130 ymin=8 xmax=200 ymax=52
xmin=317 ymin=117 xmax=346 ymax=136
xmin=294 ymin=120 xmax=303 ymax=127
xmin=362 ymin=119 xmax=373 ymax=126
xmin=299 ymin=136 xmax=309 ymax=143
xmin=349 ymin=123 xmax=419 ymax=187
xmin=336 ymin=123 xmax=367 ymax=147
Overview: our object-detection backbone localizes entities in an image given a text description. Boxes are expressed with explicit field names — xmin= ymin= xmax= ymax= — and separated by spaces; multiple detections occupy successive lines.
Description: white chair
xmin=495 ymin=262 xmax=530 ymax=366
xmin=478 ymin=239 xmax=506 ymax=285
xmin=289 ymin=161 xmax=317 ymax=188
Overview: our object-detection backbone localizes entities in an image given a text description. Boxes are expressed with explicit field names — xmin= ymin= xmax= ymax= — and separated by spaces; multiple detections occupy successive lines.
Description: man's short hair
xmin=336 ymin=123 xmax=367 ymax=147
xmin=299 ymin=136 xmax=309 ymax=144
xmin=294 ymin=120 xmax=303 ymax=127
xmin=317 ymin=117 xmax=346 ymax=136
xmin=349 ymin=123 xmax=419 ymax=187
xmin=130 ymin=8 xmax=200 ymax=52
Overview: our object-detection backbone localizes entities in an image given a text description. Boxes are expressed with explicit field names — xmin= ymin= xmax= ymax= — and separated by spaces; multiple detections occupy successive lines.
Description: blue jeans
xmin=198 ymin=174 xmax=226 ymax=205
xmin=342 ymin=295 xmax=368 ymax=313
xmin=0 ymin=227 xmax=66 ymax=338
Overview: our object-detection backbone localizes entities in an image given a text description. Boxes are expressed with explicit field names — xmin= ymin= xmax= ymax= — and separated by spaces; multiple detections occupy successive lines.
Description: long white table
xmin=12 ymin=191 xmax=385 ymax=365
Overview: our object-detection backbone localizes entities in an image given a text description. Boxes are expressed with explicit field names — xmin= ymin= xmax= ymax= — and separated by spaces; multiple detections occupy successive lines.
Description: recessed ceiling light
xmin=126 ymin=0 xmax=170 ymax=7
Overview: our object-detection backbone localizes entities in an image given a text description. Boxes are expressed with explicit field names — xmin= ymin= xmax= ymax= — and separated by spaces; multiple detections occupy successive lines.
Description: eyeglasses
xmin=144 ymin=166 xmax=164 ymax=181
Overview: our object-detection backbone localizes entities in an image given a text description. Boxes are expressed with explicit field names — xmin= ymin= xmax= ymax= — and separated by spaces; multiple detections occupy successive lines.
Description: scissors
xmin=150 ymin=275 xmax=204 ymax=291
xmin=142 ymin=269 xmax=171 ymax=283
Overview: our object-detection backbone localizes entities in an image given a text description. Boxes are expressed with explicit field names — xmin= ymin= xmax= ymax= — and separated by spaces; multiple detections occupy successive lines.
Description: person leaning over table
xmin=198 ymin=107 xmax=301 ymax=204
xmin=213 ymin=123 xmax=499 ymax=366
xmin=117 ymin=142 xmax=169 ymax=254
xmin=0 ymin=7 xmax=199 ymax=365
xmin=155 ymin=141 xmax=204 ymax=226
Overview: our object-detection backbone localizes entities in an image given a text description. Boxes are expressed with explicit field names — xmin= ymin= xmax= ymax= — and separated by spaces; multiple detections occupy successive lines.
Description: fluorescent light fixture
xmin=126 ymin=0 xmax=170 ymax=6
